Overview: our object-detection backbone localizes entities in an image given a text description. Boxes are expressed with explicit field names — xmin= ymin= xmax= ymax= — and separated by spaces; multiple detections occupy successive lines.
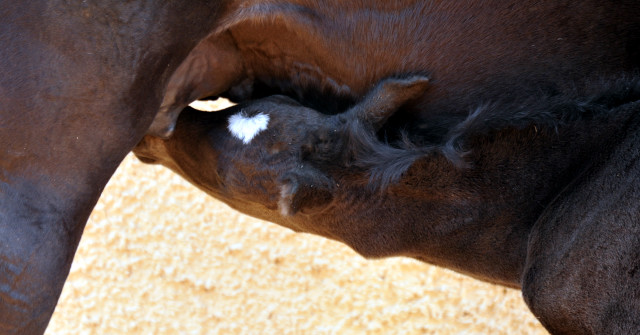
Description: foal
xmin=134 ymin=75 xmax=640 ymax=334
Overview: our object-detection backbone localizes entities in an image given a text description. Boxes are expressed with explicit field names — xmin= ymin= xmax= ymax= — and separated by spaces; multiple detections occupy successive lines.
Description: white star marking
xmin=227 ymin=111 xmax=270 ymax=144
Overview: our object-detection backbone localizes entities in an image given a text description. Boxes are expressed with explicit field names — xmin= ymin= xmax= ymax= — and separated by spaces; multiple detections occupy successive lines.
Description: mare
xmin=1 ymin=0 xmax=638 ymax=333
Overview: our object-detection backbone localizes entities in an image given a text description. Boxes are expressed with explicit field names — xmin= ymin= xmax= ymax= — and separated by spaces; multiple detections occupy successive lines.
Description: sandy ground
xmin=46 ymin=100 xmax=548 ymax=334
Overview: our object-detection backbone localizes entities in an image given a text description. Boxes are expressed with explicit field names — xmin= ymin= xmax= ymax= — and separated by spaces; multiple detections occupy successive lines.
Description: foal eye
xmin=301 ymin=143 xmax=314 ymax=156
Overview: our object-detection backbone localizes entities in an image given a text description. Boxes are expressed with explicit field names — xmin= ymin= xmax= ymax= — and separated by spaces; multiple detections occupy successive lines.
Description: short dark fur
xmin=346 ymin=76 xmax=640 ymax=189
xmin=441 ymin=76 xmax=640 ymax=165
xmin=135 ymin=72 xmax=640 ymax=334
xmin=3 ymin=0 xmax=639 ymax=333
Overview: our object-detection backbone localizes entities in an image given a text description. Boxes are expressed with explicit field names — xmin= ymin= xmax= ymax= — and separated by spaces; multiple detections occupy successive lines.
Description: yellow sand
xmin=46 ymin=100 xmax=547 ymax=334
xmin=46 ymin=155 xmax=547 ymax=334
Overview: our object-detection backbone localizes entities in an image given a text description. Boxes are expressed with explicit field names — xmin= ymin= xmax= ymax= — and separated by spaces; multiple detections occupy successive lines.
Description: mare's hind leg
xmin=0 ymin=107 xmax=140 ymax=333
xmin=522 ymin=108 xmax=640 ymax=334
xmin=0 ymin=2 xmax=223 ymax=333
xmin=0 ymin=85 xmax=148 ymax=333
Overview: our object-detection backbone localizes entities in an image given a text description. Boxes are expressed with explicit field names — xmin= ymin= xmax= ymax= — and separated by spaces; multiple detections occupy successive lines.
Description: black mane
xmin=349 ymin=76 xmax=640 ymax=189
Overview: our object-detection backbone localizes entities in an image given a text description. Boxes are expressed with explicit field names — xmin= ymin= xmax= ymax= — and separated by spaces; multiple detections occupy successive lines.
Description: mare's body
xmin=1 ymin=1 xmax=638 ymax=333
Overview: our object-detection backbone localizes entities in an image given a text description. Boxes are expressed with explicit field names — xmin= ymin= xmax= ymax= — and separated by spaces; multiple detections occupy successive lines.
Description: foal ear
xmin=277 ymin=168 xmax=334 ymax=216
xmin=347 ymin=75 xmax=430 ymax=131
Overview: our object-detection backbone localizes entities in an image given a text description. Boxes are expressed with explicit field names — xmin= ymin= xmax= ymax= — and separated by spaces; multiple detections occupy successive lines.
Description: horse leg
xmin=0 ymin=186 xmax=103 ymax=333
xmin=0 ymin=67 xmax=153 ymax=334
xmin=0 ymin=2 xmax=229 ymax=333
xmin=522 ymin=105 xmax=640 ymax=334
xmin=0 ymin=80 xmax=149 ymax=333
